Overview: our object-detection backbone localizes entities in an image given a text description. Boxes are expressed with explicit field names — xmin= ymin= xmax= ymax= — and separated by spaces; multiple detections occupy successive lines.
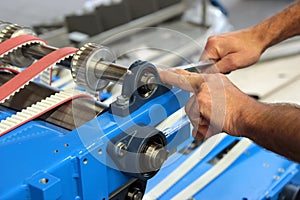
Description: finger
xmin=192 ymin=125 xmax=208 ymax=140
xmin=168 ymin=68 xmax=190 ymax=75
xmin=210 ymin=52 xmax=250 ymax=74
xmin=201 ymin=64 xmax=221 ymax=74
xmin=158 ymin=69 xmax=205 ymax=93
xmin=200 ymin=50 xmax=220 ymax=62
xmin=192 ymin=124 xmax=220 ymax=140
xmin=185 ymin=98 xmax=209 ymax=128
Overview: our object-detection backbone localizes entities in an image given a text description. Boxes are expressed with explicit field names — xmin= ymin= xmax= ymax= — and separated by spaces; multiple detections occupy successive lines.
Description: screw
xmin=128 ymin=188 xmax=143 ymax=200
xmin=116 ymin=95 xmax=129 ymax=106
xmin=133 ymin=191 xmax=143 ymax=200
xmin=278 ymin=168 xmax=285 ymax=173
xmin=115 ymin=142 xmax=127 ymax=157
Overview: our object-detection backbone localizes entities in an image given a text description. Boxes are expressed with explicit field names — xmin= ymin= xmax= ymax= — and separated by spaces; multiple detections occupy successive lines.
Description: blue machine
xmin=1 ymin=63 xmax=300 ymax=200
xmin=0 ymin=56 xmax=194 ymax=200
xmin=0 ymin=34 xmax=299 ymax=200
xmin=146 ymin=136 xmax=300 ymax=200
xmin=0 ymin=85 xmax=190 ymax=199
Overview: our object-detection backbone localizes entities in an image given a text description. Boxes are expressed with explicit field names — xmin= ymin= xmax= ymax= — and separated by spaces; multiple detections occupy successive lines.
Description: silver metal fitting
xmin=115 ymin=142 xmax=127 ymax=157
xmin=116 ymin=95 xmax=129 ymax=106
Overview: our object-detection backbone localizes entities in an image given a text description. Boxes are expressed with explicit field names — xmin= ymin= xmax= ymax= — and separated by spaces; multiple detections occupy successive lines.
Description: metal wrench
xmin=174 ymin=60 xmax=215 ymax=73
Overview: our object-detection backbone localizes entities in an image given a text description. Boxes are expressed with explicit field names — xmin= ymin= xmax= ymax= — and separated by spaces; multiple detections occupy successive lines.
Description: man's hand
xmin=159 ymin=69 xmax=257 ymax=140
xmin=201 ymin=29 xmax=266 ymax=74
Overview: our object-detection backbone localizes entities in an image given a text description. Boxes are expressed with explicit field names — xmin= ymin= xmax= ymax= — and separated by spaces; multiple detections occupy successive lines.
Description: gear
xmin=0 ymin=22 xmax=35 ymax=43
xmin=0 ymin=22 xmax=37 ymax=67
xmin=71 ymin=43 xmax=116 ymax=91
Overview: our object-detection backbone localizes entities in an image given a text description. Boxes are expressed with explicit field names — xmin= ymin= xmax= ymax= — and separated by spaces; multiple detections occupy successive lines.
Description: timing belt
xmin=0 ymin=34 xmax=46 ymax=58
xmin=0 ymin=89 xmax=93 ymax=136
xmin=0 ymin=35 xmax=78 ymax=103
xmin=0 ymin=35 xmax=91 ymax=136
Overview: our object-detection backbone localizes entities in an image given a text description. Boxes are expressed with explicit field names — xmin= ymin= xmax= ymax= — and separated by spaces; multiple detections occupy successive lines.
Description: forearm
xmin=237 ymin=101 xmax=300 ymax=162
xmin=249 ymin=1 xmax=300 ymax=51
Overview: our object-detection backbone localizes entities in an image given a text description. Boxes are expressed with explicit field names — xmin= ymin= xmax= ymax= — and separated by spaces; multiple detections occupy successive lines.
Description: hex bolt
xmin=133 ymin=191 xmax=143 ymax=200
xmin=115 ymin=142 xmax=127 ymax=157
xmin=116 ymin=95 xmax=129 ymax=106
xmin=128 ymin=188 xmax=143 ymax=200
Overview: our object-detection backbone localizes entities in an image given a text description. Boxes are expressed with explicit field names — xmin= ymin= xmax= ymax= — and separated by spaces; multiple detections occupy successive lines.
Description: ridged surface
xmin=0 ymin=89 xmax=91 ymax=136
xmin=71 ymin=43 xmax=97 ymax=89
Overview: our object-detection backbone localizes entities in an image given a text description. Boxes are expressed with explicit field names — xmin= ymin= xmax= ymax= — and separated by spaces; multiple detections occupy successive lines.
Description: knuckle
xmin=207 ymin=35 xmax=219 ymax=43
xmin=217 ymin=73 xmax=227 ymax=80
xmin=225 ymin=57 xmax=238 ymax=69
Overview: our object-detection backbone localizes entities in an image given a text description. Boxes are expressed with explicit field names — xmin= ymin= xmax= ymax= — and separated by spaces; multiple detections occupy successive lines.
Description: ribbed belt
xmin=0 ymin=35 xmax=77 ymax=103
xmin=0 ymin=89 xmax=93 ymax=136
xmin=0 ymin=34 xmax=46 ymax=58
xmin=0 ymin=34 xmax=93 ymax=136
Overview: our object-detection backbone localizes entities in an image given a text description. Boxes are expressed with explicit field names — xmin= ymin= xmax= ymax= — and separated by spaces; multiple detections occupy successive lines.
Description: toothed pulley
xmin=71 ymin=43 xmax=129 ymax=91
xmin=0 ymin=21 xmax=38 ymax=67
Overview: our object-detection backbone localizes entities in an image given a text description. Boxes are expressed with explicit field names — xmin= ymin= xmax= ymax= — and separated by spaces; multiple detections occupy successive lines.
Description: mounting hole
xmin=54 ymin=150 xmax=59 ymax=153
xmin=64 ymin=143 xmax=69 ymax=147
xmin=83 ymin=158 xmax=88 ymax=165
xmin=98 ymin=149 xmax=103 ymax=155
xmin=40 ymin=178 xmax=49 ymax=184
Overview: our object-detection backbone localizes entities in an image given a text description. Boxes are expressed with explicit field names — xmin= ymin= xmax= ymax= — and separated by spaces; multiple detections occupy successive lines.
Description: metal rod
xmin=95 ymin=61 xmax=129 ymax=82
xmin=22 ymin=44 xmax=72 ymax=69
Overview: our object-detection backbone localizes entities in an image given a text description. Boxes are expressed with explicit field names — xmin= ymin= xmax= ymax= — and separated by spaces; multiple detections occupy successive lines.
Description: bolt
xmin=278 ymin=168 xmax=285 ymax=173
xmin=133 ymin=191 xmax=143 ymax=200
xmin=128 ymin=189 xmax=143 ymax=200
xmin=144 ymin=144 xmax=168 ymax=171
xmin=115 ymin=142 xmax=127 ymax=157
xmin=116 ymin=95 xmax=129 ymax=106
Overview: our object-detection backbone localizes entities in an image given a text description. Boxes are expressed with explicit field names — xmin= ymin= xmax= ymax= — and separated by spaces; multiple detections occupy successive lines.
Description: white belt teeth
xmin=0 ymin=89 xmax=89 ymax=136
xmin=0 ymin=40 xmax=46 ymax=58
xmin=0 ymin=51 xmax=76 ymax=103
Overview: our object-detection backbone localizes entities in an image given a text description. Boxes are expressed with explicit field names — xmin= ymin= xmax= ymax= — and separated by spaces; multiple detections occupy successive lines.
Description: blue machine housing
xmin=1 ymin=84 xmax=299 ymax=200
xmin=146 ymin=136 xmax=300 ymax=200
xmin=0 ymin=88 xmax=189 ymax=200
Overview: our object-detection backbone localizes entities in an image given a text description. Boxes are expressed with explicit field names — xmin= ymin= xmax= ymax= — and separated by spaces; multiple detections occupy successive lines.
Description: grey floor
xmin=0 ymin=0 xmax=295 ymax=29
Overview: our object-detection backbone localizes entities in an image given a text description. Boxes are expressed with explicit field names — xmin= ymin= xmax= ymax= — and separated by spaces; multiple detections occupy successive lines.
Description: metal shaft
xmin=22 ymin=43 xmax=130 ymax=80
xmin=22 ymin=44 xmax=72 ymax=69
xmin=94 ymin=61 xmax=129 ymax=82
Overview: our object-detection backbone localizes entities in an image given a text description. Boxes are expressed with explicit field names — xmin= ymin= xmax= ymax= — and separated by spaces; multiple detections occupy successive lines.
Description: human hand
xmin=159 ymin=69 xmax=257 ymax=140
xmin=201 ymin=28 xmax=266 ymax=74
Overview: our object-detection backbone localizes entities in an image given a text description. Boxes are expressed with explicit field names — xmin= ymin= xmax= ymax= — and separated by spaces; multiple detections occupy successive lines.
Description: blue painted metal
xmin=1 ymin=85 xmax=299 ymax=199
xmin=0 ymin=88 xmax=189 ymax=199
xmin=146 ymin=136 xmax=300 ymax=200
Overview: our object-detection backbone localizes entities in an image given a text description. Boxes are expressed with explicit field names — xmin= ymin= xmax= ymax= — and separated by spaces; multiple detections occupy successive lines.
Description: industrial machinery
xmin=0 ymin=1 xmax=300 ymax=199
xmin=0 ymin=20 xmax=194 ymax=199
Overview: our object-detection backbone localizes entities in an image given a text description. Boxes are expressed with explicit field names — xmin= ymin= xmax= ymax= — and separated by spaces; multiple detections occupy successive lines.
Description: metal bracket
xmin=109 ymin=60 xmax=170 ymax=116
